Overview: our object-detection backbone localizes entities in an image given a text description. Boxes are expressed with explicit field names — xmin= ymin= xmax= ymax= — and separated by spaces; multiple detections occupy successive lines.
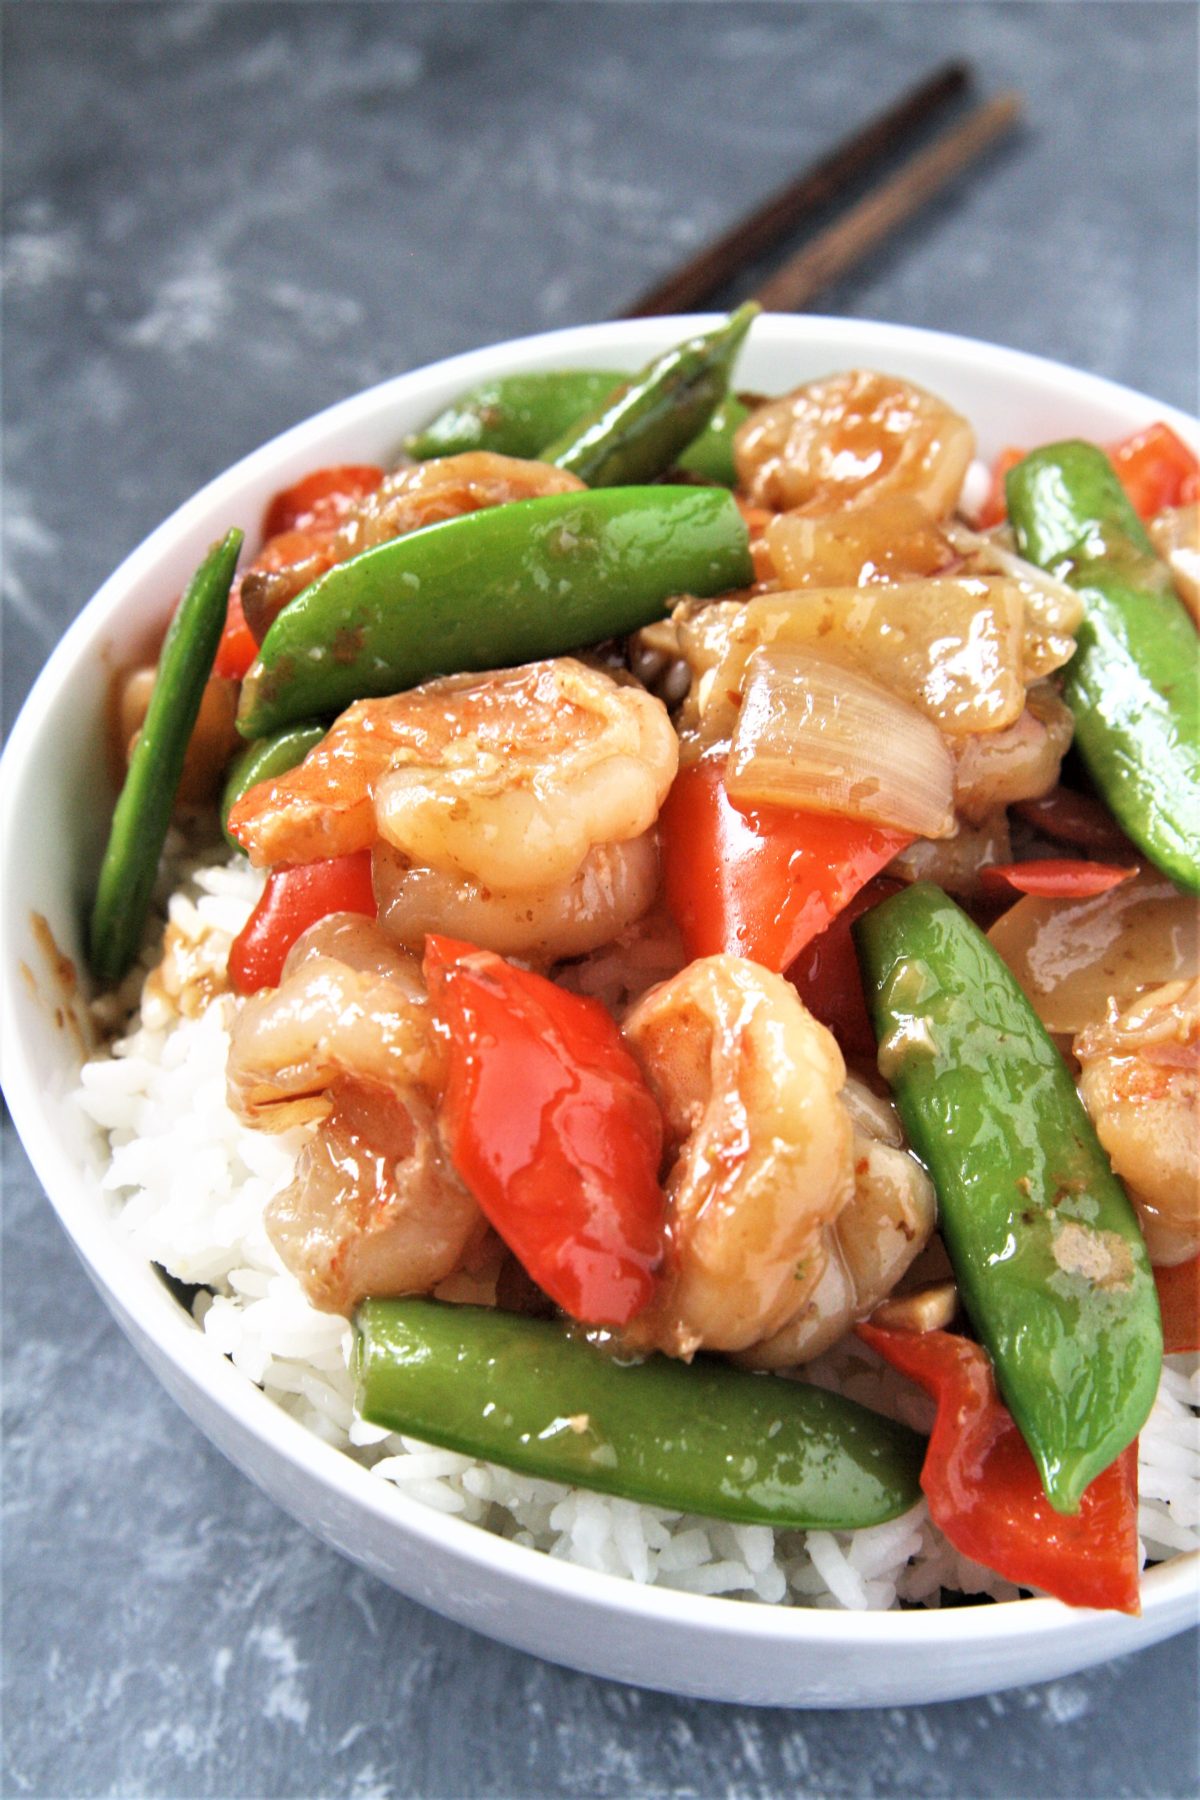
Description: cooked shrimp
xmin=650 ymin=599 xmax=747 ymax=757
xmin=227 ymin=917 xmax=437 ymax=1130
xmin=621 ymin=955 xmax=855 ymax=1358
xmin=737 ymin=1080 xmax=937 ymax=1367
xmin=372 ymin=661 xmax=677 ymax=891
xmin=263 ymin=1079 xmax=490 ymax=1317
xmin=340 ymin=451 xmax=585 ymax=553
xmin=373 ymin=830 xmax=661 ymax=963
xmin=240 ymin=452 xmax=584 ymax=634
xmin=227 ymin=915 xmax=483 ymax=1314
xmin=229 ymin=658 xmax=678 ymax=890
xmin=763 ymin=493 xmax=957 ymax=588
xmin=1076 ymin=977 xmax=1200 ymax=1266
xmin=734 ymin=370 xmax=975 ymax=518
xmin=951 ymin=684 xmax=1074 ymax=825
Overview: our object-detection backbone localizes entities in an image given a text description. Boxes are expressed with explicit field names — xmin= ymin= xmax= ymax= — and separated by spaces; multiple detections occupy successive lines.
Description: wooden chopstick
xmin=752 ymin=91 xmax=1023 ymax=312
xmin=619 ymin=60 xmax=971 ymax=319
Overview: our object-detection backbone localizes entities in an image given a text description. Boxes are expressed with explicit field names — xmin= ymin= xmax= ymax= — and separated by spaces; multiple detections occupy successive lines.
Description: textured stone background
xmin=3 ymin=3 xmax=1198 ymax=1795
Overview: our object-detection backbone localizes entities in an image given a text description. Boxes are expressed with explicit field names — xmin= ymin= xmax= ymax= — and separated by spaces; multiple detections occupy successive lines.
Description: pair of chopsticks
xmin=621 ymin=62 xmax=1022 ymax=318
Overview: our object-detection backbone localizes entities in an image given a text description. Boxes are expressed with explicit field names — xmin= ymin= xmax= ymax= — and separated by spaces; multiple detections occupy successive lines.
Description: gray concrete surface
xmin=3 ymin=3 xmax=1198 ymax=1795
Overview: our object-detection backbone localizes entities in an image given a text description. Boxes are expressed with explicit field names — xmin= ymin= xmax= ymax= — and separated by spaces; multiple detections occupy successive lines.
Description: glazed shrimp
xmin=737 ymin=1080 xmax=937 ymax=1367
xmin=1075 ymin=977 xmax=1200 ymax=1266
xmin=226 ymin=914 xmax=438 ymax=1130
xmin=340 ymin=451 xmax=585 ymax=552
xmin=228 ymin=658 xmax=678 ymax=886
xmin=372 ymin=831 xmax=661 ymax=962
xmin=734 ymin=370 xmax=975 ymax=518
xmin=371 ymin=660 xmax=677 ymax=891
xmin=950 ymin=684 xmax=1074 ymax=826
xmin=240 ymin=452 xmax=584 ymax=636
xmin=621 ymin=955 xmax=855 ymax=1358
xmin=227 ymin=915 xmax=485 ymax=1314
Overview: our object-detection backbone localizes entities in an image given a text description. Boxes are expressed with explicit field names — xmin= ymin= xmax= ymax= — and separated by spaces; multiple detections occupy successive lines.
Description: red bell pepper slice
xmin=423 ymin=935 xmax=664 ymax=1327
xmin=228 ymin=851 xmax=377 ymax=994
xmin=660 ymin=758 xmax=911 ymax=971
xmin=858 ymin=1323 xmax=1141 ymax=1613
xmin=263 ymin=463 xmax=384 ymax=539
xmin=215 ymin=465 xmax=382 ymax=684
xmin=1110 ymin=422 xmax=1200 ymax=522
xmin=980 ymin=423 xmax=1198 ymax=529
xmin=213 ymin=580 xmax=260 ymax=682
xmin=1154 ymin=1255 xmax=1200 ymax=1354
xmin=213 ymin=523 xmax=346 ymax=682
xmin=787 ymin=876 xmax=904 ymax=1059
xmin=979 ymin=859 xmax=1139 ymax=900
xmin=976 ymin=447 xmax=1024 ymax=529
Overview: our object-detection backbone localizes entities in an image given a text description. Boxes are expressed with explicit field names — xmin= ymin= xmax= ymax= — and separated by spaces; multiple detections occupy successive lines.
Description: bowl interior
xmin=3 ymin=315 xmax=1197 ymax=1706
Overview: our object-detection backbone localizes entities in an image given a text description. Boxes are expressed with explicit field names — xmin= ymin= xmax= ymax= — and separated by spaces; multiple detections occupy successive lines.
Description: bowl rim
xmin=3 ymin=310 xmax=1198 ymax=1662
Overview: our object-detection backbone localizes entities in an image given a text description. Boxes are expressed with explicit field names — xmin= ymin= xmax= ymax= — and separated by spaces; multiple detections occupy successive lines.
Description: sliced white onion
xmin=946 ymin=520 xmax=1084 ymax=680
xmin=712 ymin=579 xmax=1027 ymax=736
xmin=725 ymin=647 xmax=956 ymax=839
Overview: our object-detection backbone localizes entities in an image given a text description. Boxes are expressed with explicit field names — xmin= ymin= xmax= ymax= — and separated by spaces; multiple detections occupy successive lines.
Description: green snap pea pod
xmin=1006 ymin=441 xmax=1200 ymax=893
xmin=89 ymin=530 xmax=243 ymax=983
xmin=853 ymin=881 xmax=1162 ymax=1515
xmin=404 ymin=371 xmax=620 ymax=462
xmin=538 ymin=303 xmax=758 ymax=486
xmin=355 ymin=1298 xmax=925 ymax=1529
xmin=405 ymin=373 xmax=751 ymax=486
xmin=220 ymin=721 xmax=326 ymax=851
xmin=676 ymin=392 xmax=753 ymax=485
xmin=237 ymin=485 xmax=752 ymax=737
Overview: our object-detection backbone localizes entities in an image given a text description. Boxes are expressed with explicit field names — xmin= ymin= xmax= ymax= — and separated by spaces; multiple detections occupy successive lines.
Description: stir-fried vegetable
xmin=540 ymin=303 xmax=758 ymax=486
xmin=978 ymin=422 xmax=1200 ymax=528
xmin=214 ymin=469 xmax=385 ymax=684
xmin=1109 ymin=421 xmax=1200 ymax=522
xmin=407 ymin=370 xmax=620 ymax=462
xmin=659 ymin=757 xmax=910 ymax=969
xmin=237 ymin=485 xmax=752 ymax=737
xmin=719 ymin=579 xmax=1029 ymax=735
xmin=977 ymin=859 xmax=1138 ymax=899
xmin=1007 ymin=441 xmax=1200 ymax=893
xmin=787 ymin=876 xmax=904 ymax=1059
xmin=424 ymin=936 xmax=664 ymax=1327
xmin=356 ymin=1298 xmax=926 ymax=1529
xmin=855 ymin=883 xmax=1162 ymax=1513
xmin=220 ymin=722 xmax=327 ymax=851
xmin=262 ymin=464 xmax=385 ymax=539
xmin=228 ymin=850 xmax=376 ymax=994
xmin=214 ymin=585 xmax=261 ymax=684
xmin=90 ymin=530 xmax=243 ymax=982
xmin=859 ymin=1324 xmax=1142 ymax=1614
xmin=406 ymin=372 xmax=751 ymax=484
xmin=670 ymin=393 xmax=753 ymax=485
xmin=726 ymin=647 xmax=956 ymax=839
xmin=1154 ymin=1256 xmax=1200 ymax=1355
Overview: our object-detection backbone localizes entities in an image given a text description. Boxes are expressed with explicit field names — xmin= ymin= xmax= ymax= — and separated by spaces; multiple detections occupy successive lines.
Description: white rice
xmin=75 ymin=846 xmax=1200 ymax=1610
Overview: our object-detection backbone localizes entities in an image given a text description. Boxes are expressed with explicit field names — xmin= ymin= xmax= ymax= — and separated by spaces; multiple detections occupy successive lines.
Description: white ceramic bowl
xmin=3 ymin=315 xmax=1198 ymax=1707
